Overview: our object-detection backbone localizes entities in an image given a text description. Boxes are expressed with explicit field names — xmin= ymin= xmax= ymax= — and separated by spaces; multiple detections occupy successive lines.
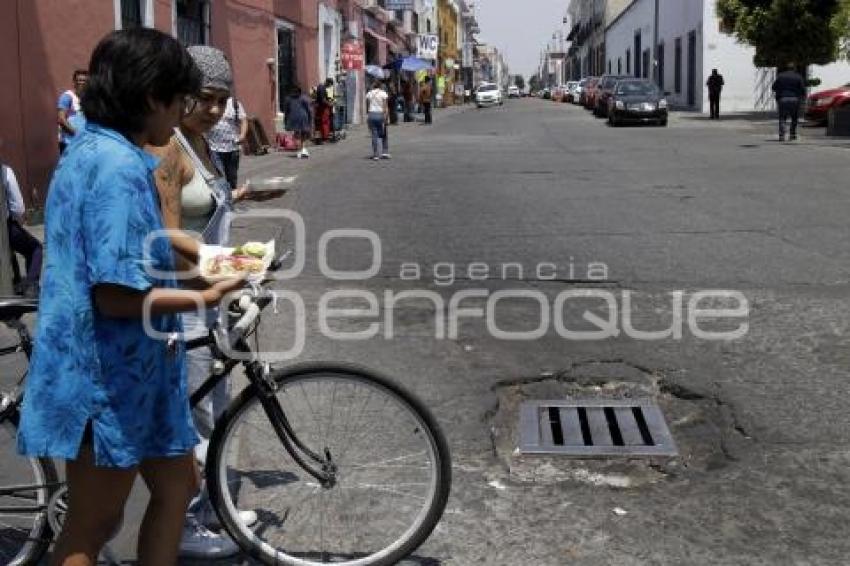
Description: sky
xmin=474 ymin=0 xmax=570 ymax=80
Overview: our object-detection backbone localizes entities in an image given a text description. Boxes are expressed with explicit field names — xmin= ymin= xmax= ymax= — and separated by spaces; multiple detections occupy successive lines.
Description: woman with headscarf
xmin=17 ymin=29 xmax=245 ymax=566
xmin=150 ymin=44 xmax=283 ymax=559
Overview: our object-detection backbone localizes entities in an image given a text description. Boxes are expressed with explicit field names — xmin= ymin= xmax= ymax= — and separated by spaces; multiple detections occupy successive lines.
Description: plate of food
xmin=199 ymin=240 xmax=275 ymax=282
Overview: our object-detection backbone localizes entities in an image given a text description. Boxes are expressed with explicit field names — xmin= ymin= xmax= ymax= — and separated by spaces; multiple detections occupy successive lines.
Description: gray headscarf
xmin=186 ymin=45 xmax=232 ymax=91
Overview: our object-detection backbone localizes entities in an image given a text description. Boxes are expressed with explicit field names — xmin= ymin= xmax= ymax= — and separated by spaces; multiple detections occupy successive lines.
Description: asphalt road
xmin=4 ymin=98 xmax=850 ymax=564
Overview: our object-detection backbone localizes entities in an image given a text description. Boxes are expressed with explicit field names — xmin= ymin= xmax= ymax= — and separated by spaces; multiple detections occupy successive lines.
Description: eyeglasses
xmin=183 ymin=92 xmax=229 ymax=116
xmin=183 ymin=95 xmax=199 ymax=115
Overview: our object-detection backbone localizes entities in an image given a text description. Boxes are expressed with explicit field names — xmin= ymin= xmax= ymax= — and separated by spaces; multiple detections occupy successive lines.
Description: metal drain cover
xmin=519 ymin=399 xmax=678 ymax=457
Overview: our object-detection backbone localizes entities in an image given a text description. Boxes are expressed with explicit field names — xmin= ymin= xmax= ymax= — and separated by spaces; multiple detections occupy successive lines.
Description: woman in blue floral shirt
xmin=17 ymin=29 xmax=244 ymax=566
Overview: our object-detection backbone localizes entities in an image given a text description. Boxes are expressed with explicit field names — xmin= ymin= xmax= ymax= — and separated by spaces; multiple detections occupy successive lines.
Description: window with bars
xmin=176 ymin=0 xmax=210 ymax=46
xmin=121 ymin=0 xmax=143 ymax=28
xmin=674 ymin=37 xmax=682 ymax=94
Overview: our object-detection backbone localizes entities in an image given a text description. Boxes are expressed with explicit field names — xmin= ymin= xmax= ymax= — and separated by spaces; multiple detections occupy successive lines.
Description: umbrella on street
xmin=365 ymin=65 xmax=386 ymax=79
xmin=384 ymin=57 xmax=434 ymax=73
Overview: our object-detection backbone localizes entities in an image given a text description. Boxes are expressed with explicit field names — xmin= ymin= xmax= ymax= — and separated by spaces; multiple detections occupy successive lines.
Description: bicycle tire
xmin=0 ymin=419 xmax=58 ymax=566
xmin=207 ymin=363 xmax=451 ymax=566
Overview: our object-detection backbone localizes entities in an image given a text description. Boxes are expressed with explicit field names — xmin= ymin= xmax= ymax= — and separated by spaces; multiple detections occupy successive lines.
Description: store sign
xmin=462 ymin=42 xmax=473 ymax=68
xmin=417 ymin=34 xmax=439 ymax=60
xmin=341 ymin=40 xmax=364 ymax=70
xmin=386 ymin=0 xmax=414 ymax=9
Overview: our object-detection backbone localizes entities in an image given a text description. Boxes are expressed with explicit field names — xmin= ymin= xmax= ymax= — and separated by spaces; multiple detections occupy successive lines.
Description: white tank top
xmin=180 ymin=165 xmax=215 ymax=234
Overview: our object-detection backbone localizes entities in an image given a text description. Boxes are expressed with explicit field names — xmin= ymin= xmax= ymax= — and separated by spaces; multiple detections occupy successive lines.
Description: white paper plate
xmin=199 ymin=239 xmax=276 ymax=282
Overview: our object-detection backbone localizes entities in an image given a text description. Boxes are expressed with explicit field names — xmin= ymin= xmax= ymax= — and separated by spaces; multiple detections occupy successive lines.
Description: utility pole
xmin=653 ymin=0 xmax=660 ymax=86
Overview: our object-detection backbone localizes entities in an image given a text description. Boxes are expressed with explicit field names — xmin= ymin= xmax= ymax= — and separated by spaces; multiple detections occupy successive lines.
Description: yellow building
xmin=437 ymin=0 xmax=460 ymax=105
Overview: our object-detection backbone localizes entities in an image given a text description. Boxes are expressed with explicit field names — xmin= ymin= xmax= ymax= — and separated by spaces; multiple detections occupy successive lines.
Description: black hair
xmin=289 ymin=85 xmax=302 ymax=97
xmin=73 ymin=69 xmax=88 ymax=80
xmin=81 ymin=28 xmax=201 ymax=135
xmin=325 ymin=78 xmax=334 ymax=87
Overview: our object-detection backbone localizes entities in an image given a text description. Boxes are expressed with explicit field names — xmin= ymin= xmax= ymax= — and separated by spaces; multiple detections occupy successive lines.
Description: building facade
xmin=566 ymin=0 xmax=631 ymax=78
xmin=436 ymin=0 xmax=459 ymax=104
xmin=1 ymin=0 xmax=377 ymax=208
xmin=604 ymin=0 xmax=850 ymax=112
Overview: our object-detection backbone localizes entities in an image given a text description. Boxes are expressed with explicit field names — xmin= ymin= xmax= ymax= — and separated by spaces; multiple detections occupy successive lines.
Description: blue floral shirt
xmin=17 ymin=123 xmax=198 ymax=468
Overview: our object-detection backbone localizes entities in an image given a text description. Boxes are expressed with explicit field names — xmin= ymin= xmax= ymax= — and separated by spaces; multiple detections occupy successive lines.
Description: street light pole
xmin=653 ymin=0 xmax=659 ymax=86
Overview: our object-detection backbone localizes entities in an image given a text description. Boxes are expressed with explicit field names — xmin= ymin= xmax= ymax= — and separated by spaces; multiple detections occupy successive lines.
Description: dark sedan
xmin=593 ymin=75 xmax=629 ymax=117
xmin=607 ymin=79 xmax=668 ymax=127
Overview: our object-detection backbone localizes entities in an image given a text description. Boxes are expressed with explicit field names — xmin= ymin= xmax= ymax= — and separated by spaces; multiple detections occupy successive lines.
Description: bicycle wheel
xmin=0 ymin=419 xmax=57 ymax=566
xmin=207 ymin=363 xmax=451 ymax=566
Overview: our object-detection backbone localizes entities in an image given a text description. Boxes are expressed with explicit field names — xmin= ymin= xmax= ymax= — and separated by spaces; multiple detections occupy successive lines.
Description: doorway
xmin=277 ymin=22 xmax=296 ymax=113
xmin=687 ymin=30 xmax=696 ymax=107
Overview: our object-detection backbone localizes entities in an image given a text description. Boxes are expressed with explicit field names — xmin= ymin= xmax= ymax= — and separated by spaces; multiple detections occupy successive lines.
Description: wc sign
xmin=417 ymin=34 xmax=439 ymax=60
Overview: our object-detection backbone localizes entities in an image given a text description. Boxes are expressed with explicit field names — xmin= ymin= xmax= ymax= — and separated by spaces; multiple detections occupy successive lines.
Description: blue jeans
xmin=368 ymin=112 xmax=387 ymax=157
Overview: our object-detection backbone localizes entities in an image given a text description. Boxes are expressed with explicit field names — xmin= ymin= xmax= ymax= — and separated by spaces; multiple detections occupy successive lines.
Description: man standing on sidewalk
xmin=420 ymin=77 xmax=433 ymax=125
xmin=706 ymin=69 xmax=724 ymax=120
xmin=402 ymin=79 xmax=414 ymax=122
xmin=772 ymin=64 xmax=805 ymax=141
xmin=57 ymin=69 xmax=88 ymax=154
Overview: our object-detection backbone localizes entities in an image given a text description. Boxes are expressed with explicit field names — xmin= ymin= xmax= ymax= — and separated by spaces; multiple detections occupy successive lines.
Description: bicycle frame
xmin=186 ymin=315 xmax=337 ymax=487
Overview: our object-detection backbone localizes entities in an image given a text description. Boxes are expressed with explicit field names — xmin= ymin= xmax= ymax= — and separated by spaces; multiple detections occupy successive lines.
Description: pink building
xmin=1 ymin=0 xmax=363 ymax=209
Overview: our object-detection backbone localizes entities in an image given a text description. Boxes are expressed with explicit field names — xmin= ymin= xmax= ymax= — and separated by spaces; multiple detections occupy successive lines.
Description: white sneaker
xmin=382 ymin=153 xmax=392 ymax=159
xmin=179 ymin=517 xmax=240 ymax=559
xmin=201 ymin=508 xmax=259 ymax=530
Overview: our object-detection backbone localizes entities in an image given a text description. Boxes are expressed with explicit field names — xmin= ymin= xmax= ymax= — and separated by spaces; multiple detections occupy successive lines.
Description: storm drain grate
xmin=518 ymin=400 xmax=678 ymax=457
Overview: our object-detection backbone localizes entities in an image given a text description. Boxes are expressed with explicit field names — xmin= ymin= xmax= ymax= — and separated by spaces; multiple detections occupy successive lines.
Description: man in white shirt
xmin=2 ymin=162 xmax=42 ymax=297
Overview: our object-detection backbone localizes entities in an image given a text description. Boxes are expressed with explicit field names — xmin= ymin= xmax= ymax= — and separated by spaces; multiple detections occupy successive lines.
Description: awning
xmin=364 ymin=28 xmax=399 ymax=51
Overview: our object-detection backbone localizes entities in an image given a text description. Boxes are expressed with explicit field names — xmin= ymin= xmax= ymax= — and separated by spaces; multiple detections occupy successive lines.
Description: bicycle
xmin=1 ymin=258 xmax=452 ymax=565
xmin=0 ymin=297 xmax=66 ymax=566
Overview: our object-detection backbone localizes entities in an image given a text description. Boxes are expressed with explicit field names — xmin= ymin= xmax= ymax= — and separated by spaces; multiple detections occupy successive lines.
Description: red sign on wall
xmin=341 ymin=40 xmax=365 ymax=71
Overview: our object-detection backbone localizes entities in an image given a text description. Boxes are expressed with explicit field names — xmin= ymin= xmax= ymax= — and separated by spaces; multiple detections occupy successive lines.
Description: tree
xmin=717 ymin=0 xmax=848 ymax=67
xmin=529 ymin=74 xmax=541 ymax=93
xmin=514 ymin=75 xmax=526 ymax=90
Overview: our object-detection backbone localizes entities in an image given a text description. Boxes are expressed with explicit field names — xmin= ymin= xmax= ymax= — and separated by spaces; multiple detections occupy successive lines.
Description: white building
xmin=605 ymin=0 xmax=850 ymax=112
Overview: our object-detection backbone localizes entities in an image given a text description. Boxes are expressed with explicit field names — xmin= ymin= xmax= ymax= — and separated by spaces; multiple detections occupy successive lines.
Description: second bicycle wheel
xmin=207 ymin=363 xmax=451 ymax=566
xmin=0 ymin=419 xmax=57 ymax=566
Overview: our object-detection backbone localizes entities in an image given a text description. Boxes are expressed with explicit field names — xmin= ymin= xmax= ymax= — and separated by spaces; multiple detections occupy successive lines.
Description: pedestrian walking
xmin=206 ymin=95 xmax=248 ymax=189
xmin=707 ymin=68 xmax=725 ymax=120
xmin=1 ymin=158 xmax=42 ymax=298
xmin=315 ymin=78 xmax=334 ymax=143
xmin=772 ymin=63 xmax=805 ymax=141
xmin=420 ymin=76 xmax=433 ymax=125
xmin=387 ymin=81 xmax=399 ymax=125
xmin=283 ymin=85 xmax=313 ymax=158
xmin=366 ymin=80 xmax=390 ymax=160
xmin=57 ymin=69 xmax=88 ymax=154
xmin=150 ymin=44 xmax=283 ymax=560
xmin=402 ymin=79 xmax=414 ymax=122
xmin=17 ymin=28 xmax=246 ymax=566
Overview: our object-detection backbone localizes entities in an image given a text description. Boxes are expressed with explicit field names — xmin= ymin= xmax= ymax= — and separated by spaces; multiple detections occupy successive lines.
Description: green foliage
xmin=514 ymin=75 xmax=526 ymax=90
xmin=529 ymin=74 xmax=541 ymax=92
xmin=717 ymin=0 xmax=847 ymax=66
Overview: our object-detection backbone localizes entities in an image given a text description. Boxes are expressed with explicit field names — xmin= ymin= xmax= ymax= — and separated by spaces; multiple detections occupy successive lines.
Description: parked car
xmin=541 ymin=88 xmax=552 ymax=100
xmin=508 ymin=85 xmax=521 ymax=98
xmin=476 ymin=83 xmax=503 ymax=107
xmin=575 ymin=78 xmax=588 ymax=105
xmin=594 ymin=75 xmax=629 ymax=117
xmin=805 ymin=82 xmax=850 ymax=125
xmin=607 ymin=79 xmax=668 ymax=126
xmin=582 ymin=77 xmax=600 ymax=110
xmin=564 ymin=81 xmax=579 ymax=103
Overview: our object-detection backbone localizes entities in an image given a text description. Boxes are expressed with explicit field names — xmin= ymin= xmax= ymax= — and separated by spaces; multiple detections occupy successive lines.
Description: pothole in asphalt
xmin=487 ymin=360 xmax=753 ymax=488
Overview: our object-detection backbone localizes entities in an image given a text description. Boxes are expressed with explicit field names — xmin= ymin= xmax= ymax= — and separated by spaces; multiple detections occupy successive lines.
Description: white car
xmin=507 ymin=85 xmax=521 ymax=98
xmin=476 ymin=84 xmax=503 ymax=107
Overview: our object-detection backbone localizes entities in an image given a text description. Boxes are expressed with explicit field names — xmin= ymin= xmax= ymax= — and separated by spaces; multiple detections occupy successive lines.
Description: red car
xmin=805 ymin=82 xmax=850 ymax=124
xmin=583 ymin=77 xmax=600 ymax=110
